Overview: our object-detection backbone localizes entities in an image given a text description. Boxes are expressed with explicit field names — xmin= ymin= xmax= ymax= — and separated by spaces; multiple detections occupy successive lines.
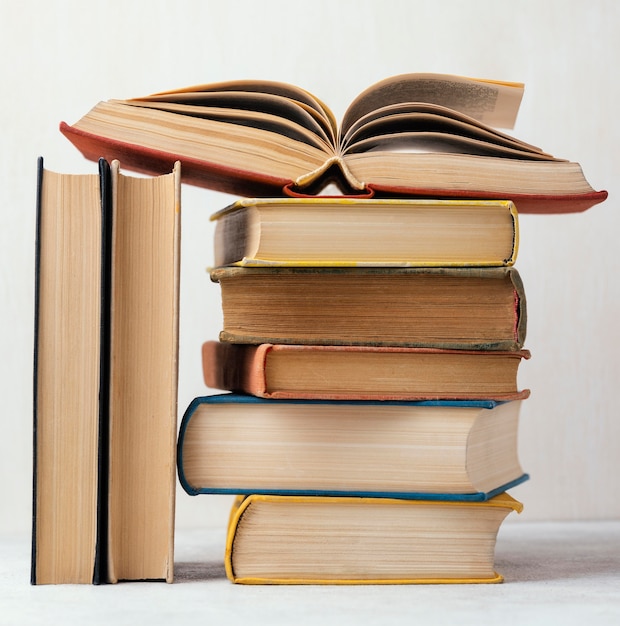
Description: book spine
xmin=31 ymin=157 xmax=44 ymax=585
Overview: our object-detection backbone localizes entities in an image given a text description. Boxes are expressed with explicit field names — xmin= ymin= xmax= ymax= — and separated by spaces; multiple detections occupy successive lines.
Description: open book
xmin=60 ymin=73 xmax=607 ymax=214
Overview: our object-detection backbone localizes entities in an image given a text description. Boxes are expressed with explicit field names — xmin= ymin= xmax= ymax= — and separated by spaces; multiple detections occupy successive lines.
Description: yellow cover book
xmin=211 ymin=197 xmax=519 ymax=268
xmin=225 ymin=493 xmax=523 ymax=585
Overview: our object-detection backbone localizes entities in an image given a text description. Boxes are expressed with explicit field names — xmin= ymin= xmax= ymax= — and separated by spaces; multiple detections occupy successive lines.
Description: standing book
xmin=32 ymin=157 xmax=111 ymax=584
xmin=225 ymin=493 xmax=523 ymax=584
xmin=32 ymin=158 xmax=181 ymax=584
xmin=59 ymin=72 xmax=607 ymax=214
xmin=106 ymin=160 xmax=181 ymax=583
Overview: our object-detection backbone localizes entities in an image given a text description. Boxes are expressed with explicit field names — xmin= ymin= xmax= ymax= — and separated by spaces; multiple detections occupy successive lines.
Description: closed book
xmin=225 ymin=492 xmax=523 ymax=584
xmin=32 ymin=157 xmax=111 ymax=585
xmin=212 ymin=197 xmax=519 ymax=267
xmin=32 ymin=158 xmax=181 ymax=585
xmin=105 ymin=161 xmax=181 ymax=583
xmin=211 ymin=266 xmax=527 ymax=351
xmin=202 ymin=341 xmax=531 ymax=401
xmin=177 ymin=394 xmax=528 ymax=500
xmin=59 ymin=73 xmax=606 ymax=214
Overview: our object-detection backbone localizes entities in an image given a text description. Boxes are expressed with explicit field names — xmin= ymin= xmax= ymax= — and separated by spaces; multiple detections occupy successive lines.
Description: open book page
xmin=341 ymin=73 xmax=524 ymax=134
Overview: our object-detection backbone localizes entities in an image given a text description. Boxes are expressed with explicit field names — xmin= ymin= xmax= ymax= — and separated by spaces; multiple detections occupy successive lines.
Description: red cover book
xmin=202 ymin=341 xmax=531 ymax=402
xmin=60 ymin=73 xmax=607 ymax=214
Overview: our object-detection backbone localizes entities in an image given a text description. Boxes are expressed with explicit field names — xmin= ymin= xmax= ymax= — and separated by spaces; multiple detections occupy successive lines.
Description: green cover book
xmin=211 ymin=266 xmax=527 ymax=351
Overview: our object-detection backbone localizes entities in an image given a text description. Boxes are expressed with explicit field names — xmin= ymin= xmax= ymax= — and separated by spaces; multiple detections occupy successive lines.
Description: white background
xmin=1 ymin=0 xmax=618 ymax=537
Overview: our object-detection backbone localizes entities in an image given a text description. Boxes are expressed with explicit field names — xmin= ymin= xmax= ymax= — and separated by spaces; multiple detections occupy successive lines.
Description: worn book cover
xmin=211 ymin=266 xmax=527 ymax=351
xmin=202 ymin=341 xmax=531 ymax=401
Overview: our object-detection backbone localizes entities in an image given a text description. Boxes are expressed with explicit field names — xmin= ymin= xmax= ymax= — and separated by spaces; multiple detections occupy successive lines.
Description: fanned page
xmin=341 ymin=74 xmax=525 ymax=133
xmin=139 ymin=79 xmax=338 ymax=147
xmin=123 ymin=73 xmax=538 ymax=176
xmin=60 ymin=73 xmax=607 ymax=212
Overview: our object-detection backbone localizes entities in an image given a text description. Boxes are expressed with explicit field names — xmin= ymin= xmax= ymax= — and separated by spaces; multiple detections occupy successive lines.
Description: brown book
xmin=225 ymin=493 xmax=523 ymax=584
xmin=210 ymin=266 xmax=527 ymax=351
xmin=177 ymin=394 xmax=528 ymax=499
xmin=32 ymin=158 xmax=181 ymax=585
xmin=59 ymin=73 xmax=607 ymax=214
xmin=211 ymin=197 xmax=519 ymax=268
xmin=202 ymin=341 xmax=531 ymax=401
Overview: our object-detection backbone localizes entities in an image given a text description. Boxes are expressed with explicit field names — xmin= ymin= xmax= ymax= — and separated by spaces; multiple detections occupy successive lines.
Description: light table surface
xmin=2 ymin=521 xmax=619 ymax=625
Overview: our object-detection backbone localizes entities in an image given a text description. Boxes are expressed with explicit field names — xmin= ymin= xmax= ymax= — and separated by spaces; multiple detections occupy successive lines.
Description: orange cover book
xmin=202 ymin=341 xmax=531 ymax=401
xmin=60 ymin=73 xmax=607 ymax=214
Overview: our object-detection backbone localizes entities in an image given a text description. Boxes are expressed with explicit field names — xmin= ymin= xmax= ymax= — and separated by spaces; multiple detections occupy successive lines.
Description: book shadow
xmin=496 ymin=529 xmax=620 ymax=584
xmin=171 ymin=524 xmax=620 ymax=585
xmin=174 ymin=560 xmax=227 ymax=582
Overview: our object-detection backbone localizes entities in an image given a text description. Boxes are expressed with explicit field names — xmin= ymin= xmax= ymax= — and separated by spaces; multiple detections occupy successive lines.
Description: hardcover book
xmin=225 ymin=493 xmax=523 ymax=584
xmin=105 ymin=160 xmax=181 ymax=584
xmin=59 ymin=73 xmax=607 ymax=214
xmin=202 ymin=341 xmax=531 ymax=401
xmin=212 ymin=197 xmax=520 ymax=268
xmin=210 ymin=266 xmax=527 ymax=351
xmin=32 ymin=158 xmax=181 ymax=584
xmin=177 ymin=394 xmax=528 ymax=500
xmin=32 ymin=158 xmax=110 ymax=585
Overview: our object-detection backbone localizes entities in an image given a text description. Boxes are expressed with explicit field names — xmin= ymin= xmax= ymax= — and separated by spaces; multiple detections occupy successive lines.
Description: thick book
xmin=106 ymin=160 xmax=181 ymax=584
xmin=212 ymin=197 xmax=519 ymax=268
xmin=210 ymin=266 xmax=527 ymax=351
xmin=202 ymin=341 xmax=531 ymax=401
xmin=59 ymin=73 xmax=607 ymax=214
xmin=225 ymin=493 xmax=523 ymax=584
xmin=32 ymin=157 xmax=111 ymax=585
xmin=177 ymin=394 xmax=528 ymax=500
xmin=32 ymin=159 xmax=181 ymax=584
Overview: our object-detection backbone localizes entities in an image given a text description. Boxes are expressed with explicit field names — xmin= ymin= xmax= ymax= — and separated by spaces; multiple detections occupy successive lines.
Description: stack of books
xmin=40 ymin=72 xmax=606 ymax=585
xmin=177 ymin=193 xmax=530 ymax=584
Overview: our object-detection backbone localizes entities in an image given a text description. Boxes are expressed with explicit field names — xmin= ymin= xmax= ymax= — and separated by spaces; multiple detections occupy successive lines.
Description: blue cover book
xmin=177 ymin=394 xmax=528 ymax=501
